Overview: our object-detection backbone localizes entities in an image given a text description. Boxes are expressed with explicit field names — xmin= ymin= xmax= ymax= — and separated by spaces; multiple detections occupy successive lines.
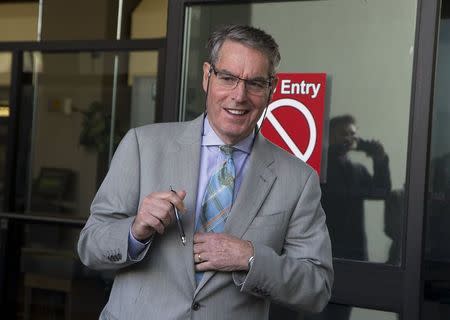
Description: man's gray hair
xmin=207 ymin=24 xmax=281 ymax=77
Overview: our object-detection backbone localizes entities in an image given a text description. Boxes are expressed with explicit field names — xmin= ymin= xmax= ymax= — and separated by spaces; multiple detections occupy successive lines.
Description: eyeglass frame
xmin=209 ymin=64 xmax=275 ymax=96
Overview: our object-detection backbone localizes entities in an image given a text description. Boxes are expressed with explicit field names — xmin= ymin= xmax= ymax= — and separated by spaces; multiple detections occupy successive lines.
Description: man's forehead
xmin=216 ymin=40 xmax=269 ymax=67
xmin=217 ymin=40 xmax=268 ymax=60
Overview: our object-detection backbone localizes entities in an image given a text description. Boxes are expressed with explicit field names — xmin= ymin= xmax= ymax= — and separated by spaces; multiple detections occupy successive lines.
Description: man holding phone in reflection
xmin=322 ymin=114 xmax=392 ymax=261
xmin=78 ymin=25 xmax=333 ymax=320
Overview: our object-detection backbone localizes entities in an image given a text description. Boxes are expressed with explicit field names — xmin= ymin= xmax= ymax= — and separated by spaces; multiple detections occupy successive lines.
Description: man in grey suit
xmin=78 ymin=25 xmax=333 ymax=320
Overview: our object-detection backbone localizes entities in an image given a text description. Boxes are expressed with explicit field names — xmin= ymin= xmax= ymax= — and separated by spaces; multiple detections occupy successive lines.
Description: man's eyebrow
xmin=217 ymin=68 xmax=235 ymax=76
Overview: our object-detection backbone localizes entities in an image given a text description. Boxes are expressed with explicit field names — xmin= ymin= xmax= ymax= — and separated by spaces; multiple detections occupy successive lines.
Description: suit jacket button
xmin=192 ymin=302 xmax=200 ymax=311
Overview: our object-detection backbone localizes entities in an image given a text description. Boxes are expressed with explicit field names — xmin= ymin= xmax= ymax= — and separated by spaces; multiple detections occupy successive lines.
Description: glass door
xmin=164 ymin=0 xmax=440 ymax=319
xmin=422 ymin=2 xmax=450 ymax=319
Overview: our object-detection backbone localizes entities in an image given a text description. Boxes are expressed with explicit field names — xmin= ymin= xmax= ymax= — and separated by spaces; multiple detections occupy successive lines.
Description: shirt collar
xmin=202 ymin=115 xmax=254 ymax=154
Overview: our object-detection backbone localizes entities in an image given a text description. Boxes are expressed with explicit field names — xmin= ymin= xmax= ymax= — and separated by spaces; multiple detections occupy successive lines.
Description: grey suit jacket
xmin=77 ymin=115 xmax=333 ymax=320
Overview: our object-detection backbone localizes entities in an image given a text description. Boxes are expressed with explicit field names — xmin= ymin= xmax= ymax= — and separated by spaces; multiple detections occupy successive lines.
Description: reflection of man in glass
xmin=321 ymin=115 xmax=391 ymax=261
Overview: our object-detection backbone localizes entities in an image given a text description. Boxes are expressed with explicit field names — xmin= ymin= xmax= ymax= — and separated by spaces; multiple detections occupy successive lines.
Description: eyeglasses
xmin=210 ymin=64 xmax=273 ymax=96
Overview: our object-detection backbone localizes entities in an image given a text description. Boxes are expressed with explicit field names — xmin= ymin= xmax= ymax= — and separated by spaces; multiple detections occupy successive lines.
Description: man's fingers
xmin=193 ymin=242 xmax=206 ymax=254
xmin=133 ymin=190 xmax=187 ymax=239
xmin=168 ymin=190 xmax=187 ymax=213
xmin=175 ymin=189 xmax=187 ymax=200
xmin=140 ymin=194 xmax=178 ymax=225
xmin=193 ymin=232 xmax=209 ymax=243
xmin=152 ymin=212 xmax=172 ymax=228
xmin=194 ymin=252 xmax=207 ymax=264
xmin=149 ymin=200 xmax=174 ymax=227
xmin=191 ymin=233 xmax=253 ymax=272
xmin=148 ymin=215 xmax=165 ymax=234
xmin=195 ymin=262 xmax=211 ymax=271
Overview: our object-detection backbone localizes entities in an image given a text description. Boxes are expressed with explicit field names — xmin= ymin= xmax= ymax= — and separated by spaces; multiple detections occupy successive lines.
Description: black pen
xmin=170 ymin=186 xmax=186 ymax=246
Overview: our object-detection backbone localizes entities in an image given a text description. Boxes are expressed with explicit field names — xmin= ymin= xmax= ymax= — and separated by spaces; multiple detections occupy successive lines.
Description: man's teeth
xmin=227 ymin=109 xmax=246 ymax=115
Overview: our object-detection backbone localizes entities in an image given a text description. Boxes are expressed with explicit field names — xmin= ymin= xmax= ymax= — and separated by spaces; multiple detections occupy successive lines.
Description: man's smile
xmin=224 ymin=108 xmax=249 ymax=116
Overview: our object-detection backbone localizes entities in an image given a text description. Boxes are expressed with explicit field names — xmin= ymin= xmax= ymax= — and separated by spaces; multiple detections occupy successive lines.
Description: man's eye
xmin=219 ymin=74 xmax=236 ymax=82
xmin=247 ymin=80 xmax=266 ymax=89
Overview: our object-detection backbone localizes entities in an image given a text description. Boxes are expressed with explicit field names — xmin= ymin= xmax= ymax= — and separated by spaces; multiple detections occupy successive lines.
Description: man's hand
xmin=131 ymin=190 xmax=187 ymax=241
xmin=193 ymin=233 xmax=254 ymax=272
xmin=365 ymin=140 xmax=386 ymax=161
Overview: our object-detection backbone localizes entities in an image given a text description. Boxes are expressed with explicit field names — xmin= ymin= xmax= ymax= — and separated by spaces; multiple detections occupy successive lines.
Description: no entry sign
xmin=259 ymin=73 xmax=326 ymax=174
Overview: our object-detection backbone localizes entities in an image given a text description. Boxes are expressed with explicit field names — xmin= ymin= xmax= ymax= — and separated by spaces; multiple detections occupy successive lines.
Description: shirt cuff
xmin=128 ymin=227 xmax=152 ymax=261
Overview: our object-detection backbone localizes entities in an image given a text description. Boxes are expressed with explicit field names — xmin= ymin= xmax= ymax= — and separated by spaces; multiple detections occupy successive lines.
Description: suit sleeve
xmin=77 ymin=129 xmax=151 ymax=270
xmin=234 ymin=170 xmax=334 ymax=313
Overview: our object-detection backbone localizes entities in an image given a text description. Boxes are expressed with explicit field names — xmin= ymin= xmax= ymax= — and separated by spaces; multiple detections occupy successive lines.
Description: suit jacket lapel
xmin=167 ymin=115 xmax=204 ymax=291
xmin=195 ymin=134 xmax=277 ymax=294
xmin=225 ymin=134 xmax=276 ymax=237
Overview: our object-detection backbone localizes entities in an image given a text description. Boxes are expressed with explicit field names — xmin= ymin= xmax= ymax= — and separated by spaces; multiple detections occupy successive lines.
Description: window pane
xmin=18 ymin=222 xmax=110 ymax=319
xmin=40 ymin=0 xmax=168 ymax=41
xmin=422 ymin=14 xmax=450 ymax=320
xmin=16 ymin=49 xmax=159 ymax=318
xmin=181 ymin=0 xmax=417 ymax=264
xmin=425 ymin=18 xmax=450 ymax=263
xmin=0 ymin=52 xmax=12 ymax=210
xmin=41 ymin=0 xmax=118 ymax=40
xmin=22 ymin=50 xmax=158 ymax=216
xmin=0 ymin=3 xmax=38 ymax=41
xmin=0 ymin=1 xmax=168 ymax=42
xmin=129 ymin=0 xmax=168 ymax=40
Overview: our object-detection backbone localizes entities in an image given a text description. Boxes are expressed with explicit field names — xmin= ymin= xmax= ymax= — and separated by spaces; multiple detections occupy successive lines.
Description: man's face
xmin=202 ymin=40 xmax=275 ymax=145
xmin=330 ymin=122 xmax=357 ymax=155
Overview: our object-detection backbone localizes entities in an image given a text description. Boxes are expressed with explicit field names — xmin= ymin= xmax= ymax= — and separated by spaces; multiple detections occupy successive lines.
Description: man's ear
xmin=268 ymin=77 xmax=278 ymax=102
xmin=202 ymin=62 xmax=212 ymax=93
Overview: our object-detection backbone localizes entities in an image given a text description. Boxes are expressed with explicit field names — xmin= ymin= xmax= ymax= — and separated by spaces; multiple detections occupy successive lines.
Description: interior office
xmin=0 ymin=0 xmax=448 ymax=319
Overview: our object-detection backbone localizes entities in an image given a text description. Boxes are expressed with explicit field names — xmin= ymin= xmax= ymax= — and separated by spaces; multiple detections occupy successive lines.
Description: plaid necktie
xmin=198 ymin=145 xmax=236 ymax=232
xmin=195 ymin=145 xmax=235 ymax=283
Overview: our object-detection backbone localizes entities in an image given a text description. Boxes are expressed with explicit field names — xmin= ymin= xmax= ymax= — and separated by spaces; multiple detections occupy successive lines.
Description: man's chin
xmin=221 ymin=130 xmax=250 ymax=145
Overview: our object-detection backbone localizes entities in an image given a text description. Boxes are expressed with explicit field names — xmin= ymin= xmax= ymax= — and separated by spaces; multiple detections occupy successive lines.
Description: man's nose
xmin=232 ymin=80 xmax=248 ymax=101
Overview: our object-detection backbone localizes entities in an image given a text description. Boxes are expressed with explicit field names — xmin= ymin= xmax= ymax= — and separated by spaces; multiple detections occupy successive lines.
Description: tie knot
xmin=219 ymin=145 xmax=234 ymax=157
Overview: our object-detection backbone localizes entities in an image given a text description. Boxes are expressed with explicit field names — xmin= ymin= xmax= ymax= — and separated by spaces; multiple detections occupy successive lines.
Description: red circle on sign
xmin=260 ymin=105 xmax=311 ymax=156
